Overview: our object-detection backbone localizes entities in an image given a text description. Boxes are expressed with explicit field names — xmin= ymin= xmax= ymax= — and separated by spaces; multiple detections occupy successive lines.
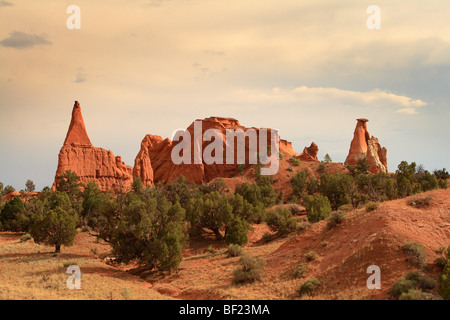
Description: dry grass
xmin=0 ymin=232 xmax=169 ymax=300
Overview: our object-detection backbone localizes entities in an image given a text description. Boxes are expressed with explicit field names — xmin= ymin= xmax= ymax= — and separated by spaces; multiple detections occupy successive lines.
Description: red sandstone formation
xmin=134 ymin=117 xmax=316 ymax=186
xmin=345 ymin=118 xmax=388 ymax=174
xmin=299 ymin=142 xmax=319 ymax=162
xmin=52 ymin=101 xmax=134 ymax=192
xmin=53 ymin=102 xmax=319 ymax=191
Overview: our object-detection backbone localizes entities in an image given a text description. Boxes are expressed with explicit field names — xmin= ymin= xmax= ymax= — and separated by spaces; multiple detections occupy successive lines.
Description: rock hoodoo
xmin=52 ymin=101 xmax=134 ymax=192
xmin=345 ymin=118 xmax=388 ymax=174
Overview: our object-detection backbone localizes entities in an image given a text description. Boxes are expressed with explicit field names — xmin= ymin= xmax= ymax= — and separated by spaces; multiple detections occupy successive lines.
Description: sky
xmin=0 ymin=0 xmax=449 ymax=191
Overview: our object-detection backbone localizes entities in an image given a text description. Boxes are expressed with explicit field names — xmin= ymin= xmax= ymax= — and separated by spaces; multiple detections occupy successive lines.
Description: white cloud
xmin=235 ymin=86 xmax=427 ymax=114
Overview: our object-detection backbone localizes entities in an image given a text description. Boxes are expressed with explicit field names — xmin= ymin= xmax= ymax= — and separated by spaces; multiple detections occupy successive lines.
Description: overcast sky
xmin=1 ymin=0 xmax=449 ymax=190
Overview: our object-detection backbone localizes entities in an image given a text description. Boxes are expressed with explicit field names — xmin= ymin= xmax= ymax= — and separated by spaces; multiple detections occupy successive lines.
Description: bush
xmin=20 ymin=234 xmax=32 ymax=242
xmin=289 ymin=157 xmax=301 ymax=166
xmin=390 ymin=278 xmax=417 ymax=299
xmin=438 ymin=259 xmax=450 ymax=300
xmin=299 ymin=278 xmax=321 ymax=297
xmin=0 ymin=196 xmax=29 ymax=232
xmin=317 ymin=163 xmax=326 ymax=174
xmin=398 ymin=289 xmax=428 ymax=300
xmin=31 ymin=207 xmax=78 ymax=253
xmin=261 ymin=232 xmax=273 ymax=243
xmin=408 ymin=195 xmax=432 ymax=208
xmin=391 ymin=272 xmax=436 ymax=299
xmin=338 ymin=204 xmax=353 ymax=212
xmin=405 ymin=272 xmax=436 ymax=290
xmin=225 ymin=218 xmax=249 ymax=246
xmin=304 ymin=251 xmax=317 ymax=262
xmin=319 ymin=173 xmax=353 ymax=210
xmin=402 ymin=242 xmax=426 ymax=269
xmin=291 ymin=264 xmax=308 ymax=279
xmin=232 ymin=254 xmax=266 ymax=284
xmin=227 ymin=244 xmax=243 ymax=257
xmin=365 ymin=201 xmax=379 ymax=212
xmin=265 ymin=207 xmax=298 ymax=235
xmin=326 ymin=211 xmax=345 ymax=230
xmin=290 ymin=170 xmax=309 ymax=196
xmin=306 ymin=194 xmax=331 ymax=223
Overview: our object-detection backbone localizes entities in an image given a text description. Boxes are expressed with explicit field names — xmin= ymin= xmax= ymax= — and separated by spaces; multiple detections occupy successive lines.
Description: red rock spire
xmin=63 ymin=101 xmax=92 ymax=146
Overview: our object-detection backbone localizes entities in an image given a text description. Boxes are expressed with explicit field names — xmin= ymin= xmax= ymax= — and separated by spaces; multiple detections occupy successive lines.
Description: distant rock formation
xmin=345 ymin=118 xmax=388 ymax=174
xmin=52 ymin=102 xmax=321 ymax=192
xmin=299 ymin=142 xmax=319 ymax=162
xmin=52 ymin=101 xmax=134 ymax=192
xmin=134 ymin=117 xmax=317 ymax=186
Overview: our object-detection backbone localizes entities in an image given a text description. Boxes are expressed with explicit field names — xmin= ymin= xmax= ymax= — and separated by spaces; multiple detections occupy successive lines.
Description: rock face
xmin=134 ymin=117 xmax=317 ymax=186
xmin=53 ymin=102 xmax=320 ymax=192
xmin=52 ymin=101 xmax=134 ymax=192
xmin=345 ymin=118 xmax=388 ymax=174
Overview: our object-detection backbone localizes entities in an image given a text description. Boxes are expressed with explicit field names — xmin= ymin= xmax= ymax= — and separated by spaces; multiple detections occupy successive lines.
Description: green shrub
xmin=20 ymin=234 xmax=32 ymax=242
xmin=402 ymin=242 xmax=426 ymax=268
xmin=390 ymin=278 xmax=417 ymax=299
xmin=90 ymin=247 xmax=98 ymax=255
xmin=326 ymin=211 xmax=345 ymax=230
xmin=405 ymin=272 xmax=436 ymax=290
xmin=227 ymin=244 xmax=243 ymax=257
xmin=319 ymin=173 xmax=353 ymax=210
xmin=232 ymin=254 xmax=266 ymax=284
xmin=365 ymin=201 xmax=379 ymax=212
xmin=438 ymin=259 xmax=450 ymax=300
xmin=398 ymin=289 xmax=428 ymax=300
xmin=291 ymin=264 xmax=308 ymax=279
xmin=225 ymin=218 xmax=249 ymax=246
xmin=306 ymin=194 xmax=331 ymax=223
xmin=289 ymin=157 xmax=301 ymax=166
xmin=287 ymin=166 xmax=294 ymax=172
xmin=265 ymin=207 xmax=298 ymax=235
xmin=299 ymin=278 xmax=321 ymax=297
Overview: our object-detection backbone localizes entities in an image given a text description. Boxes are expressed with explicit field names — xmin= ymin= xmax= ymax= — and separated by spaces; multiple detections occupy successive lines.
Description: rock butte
xmin=55 ymin=101 xmax=394 ymax=192
xmin=345 ymin=118 xmax=388 ymax=174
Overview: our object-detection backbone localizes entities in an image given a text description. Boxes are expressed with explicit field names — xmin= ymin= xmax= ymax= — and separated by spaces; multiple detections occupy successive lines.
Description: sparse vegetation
xmin=326 ymin=211 xmax=345 ymax=230
xmin=232 ymin=254 xmax=266 ymax=285
xmin=408 ymin=194 xmax=433 ymax=208
xmin=402 ymin=242 xmax=426 ymax=269
xmin=226 ymin=244 xmax=243 ymax=257
xmin=390 ymin=272 xmax=436 ymax=300
xmin=304 ymin=251 xmax=317 ymax=262
xmin=365 ymin=201 xmax=379 ymax=212
xmin=291 ymin=263 xmax=308 ymax=279
xmin=299 ymin=278 xmax=321 ymax=297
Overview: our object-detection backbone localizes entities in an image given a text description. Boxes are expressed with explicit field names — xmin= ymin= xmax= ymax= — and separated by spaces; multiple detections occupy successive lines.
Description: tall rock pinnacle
xmin=63 ymin=101 xmax=92 ymax=146
xmin=345 ymin=118 xmax=388 ymax=174
xmin=52 ymin=101 xmax=135 ymax=192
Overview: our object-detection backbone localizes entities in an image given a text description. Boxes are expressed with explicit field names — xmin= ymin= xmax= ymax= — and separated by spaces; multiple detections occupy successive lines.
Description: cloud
xmin=235 ymin=86 xmax=428 ymax=114
xmin=396 ymin=108 xmax=418 ymax=115
xmin=0 ymin=0 xmax=13 ymax=7
xmin=145 ymin=0 xmax=171 ymax=7
xmin=0 ymin=31 xmax=52 ymax=49
xmin=74 ymin=69 xmax=87 ymax=83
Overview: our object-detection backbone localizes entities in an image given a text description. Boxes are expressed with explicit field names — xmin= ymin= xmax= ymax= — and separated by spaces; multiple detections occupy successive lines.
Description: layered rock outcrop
xmin=345 ymin=118 xmax=388 ymax=174
xmin=52 ymin=101 xmax=134 ymax=192
xmin=133 ymin=117 xmax=318 ymax=185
